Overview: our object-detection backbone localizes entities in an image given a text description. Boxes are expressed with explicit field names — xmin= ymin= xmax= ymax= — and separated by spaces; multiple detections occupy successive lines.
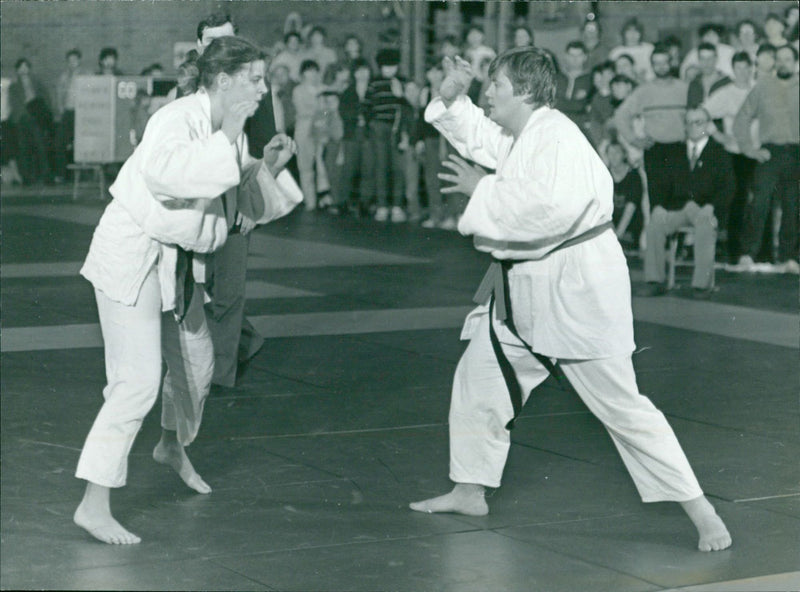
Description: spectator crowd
xmin=3 ymin=5 xmax=799 ymax=284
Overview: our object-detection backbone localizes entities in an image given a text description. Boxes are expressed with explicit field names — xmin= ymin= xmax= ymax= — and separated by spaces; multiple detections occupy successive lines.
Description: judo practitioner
xmin=74 ymin=36 xmax=300 ymax=544
xmin=409 ymin=48 xmax=731 ymax=552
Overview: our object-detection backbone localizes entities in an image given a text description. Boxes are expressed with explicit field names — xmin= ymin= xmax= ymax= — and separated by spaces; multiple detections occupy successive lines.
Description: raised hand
xmin=262 ymin=133 xmax=296 ymax=176
xmin=439 ymin=56 xmax=474 ymax=105
xmin=438 ymin=154 xmax=486 ymax=196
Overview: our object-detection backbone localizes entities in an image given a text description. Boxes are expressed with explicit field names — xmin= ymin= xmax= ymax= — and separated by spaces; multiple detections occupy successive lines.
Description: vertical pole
xmin=413 ymin=1 xmax=426 ymax=85
xmin=400 ymin=0 xmax=412 ymax=78
xmin=497 ymin=0 xmax=512 ymax=53
xmin=484 ymin=1 xmax=497 ymax=50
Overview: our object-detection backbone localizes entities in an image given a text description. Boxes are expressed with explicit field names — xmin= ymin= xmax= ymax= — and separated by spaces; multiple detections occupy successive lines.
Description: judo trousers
xmin=449 ymin=312 xmax=703 ymax=502
xmin=75 ymin=267 xmax=214 ymax=488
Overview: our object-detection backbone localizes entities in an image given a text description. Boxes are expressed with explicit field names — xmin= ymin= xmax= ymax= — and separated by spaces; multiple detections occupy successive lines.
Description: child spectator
xmin=314 ymin=90 xmax=345 ymax=212
xmin=366 ymin=48 xmax=406 ymax=222
xmin=606 ymin=141 xmax=645 ymax=250
xmin=339 ymin=58 xmax=373 ymax=217
xmin=293 ymin=59 xmax=323 ymax=210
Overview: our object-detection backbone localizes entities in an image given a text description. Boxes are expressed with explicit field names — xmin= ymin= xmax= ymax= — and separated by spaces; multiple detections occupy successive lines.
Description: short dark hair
xmin=309 ymin=26 xmax=327 ymax=39
xmin=14 ymin=58 xmax=30 ymax=70
xmin=66 ymin=48 xmax=82 ymax=60
xmin=615 ymin=53 xmax=634 ymax=66
xmin=196 ymin=36 xmax=266 ymax=89
xmin=197 ymin=12 xmax=236 ymax=42
xmin=611 ymin=74 xmax=635 ymax=86
xmin=650 ymin=42 xmax=671 ymax=60
xmin=731 ymin=51 xmax=752 ymax=67
xmin=621 ymin=18 xmax=644 ymax=39
xmin=757 ymin=43 xmax=777 ymax=57
xmin=662 ymin=35 xmax=682 ymax=49
xmin=698 ymin=23 xmax=725 ymax=39
xmin=376 ymin=48 xmax=401 ymax=67
xmin=565 ymin=40 xmax=587 ymax=53
xmin=697 ymin=42 xmax=717 ymax=54
xmin=764 ymin=13 xmax=786 ymax=28
xmin=514 ymin=25 xmax=534 ymax=45
xmin=351 ymin=57 xmax=371 ymax=72
xmin=592 ymin=60 xmax=615 ymax=76
xmin=736 ymin=19 xmax=759 ymax=36
xmin=300 ymin=59 xmax=320 ymax=74
xmin=99 ymin=47 xmax=118 ymax=61
xmin=581 ymin=18 xmax=601 ymax=34
xmin=284 ymin=31 xmax=301 ymax=44
xmin=488 ymin=47 xmax=556 ymax=107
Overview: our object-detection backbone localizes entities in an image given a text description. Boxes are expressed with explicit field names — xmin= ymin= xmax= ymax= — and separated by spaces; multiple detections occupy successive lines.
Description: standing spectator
xmin=366 ymin=48 xmax=406 ymax=222
xmin=605 ymin=141 xmax=645 ymax=249
xmin=703 ymin=51 xmax=756 ymax=263
xmin=438 ymin=36 xmax=460 ymax=61
xmin=54 ymin=48 xmax=83 ymax=182
xmin=663 ymin=36 xmax=684 ymax=79
xmin=314 ymin=90 xmax=345 ymax=212
xmin=755 ymin=43 xmax=777 ymax=79
xmin=614 ymin=53 xmax=637 ymax=81
xmin=734 ymin=20 xmax=761 ymax=64
xmin=303 ymin=26 xmax=338 ymax=75
xmin=269 ymin=64 xmax=295 ymax=134
xmin=512 ymin=25 xmax=534 ymax=49
xmin=680 ymin=24 xmax=736 ymax=79
xmin=419 ymin=63 xmax=448 ymax=229
xmin=607 ymin=74 xmax=640 ymax=162
xmin=587 ymin=60 xmax=616 ymax=147
xmin=293 ymin=60 xmax=323 ymax=210
xmin=581 ymin=19 xmax=613 ymax=70
xmin=97 ymin=47 xmax=123 ymax=76
xmin=639 ymin=107 xmax=734 ymax=297
xmin=609 ymin=18 xmax=654 ymax=82
xmin=323 ymin=62 xmax=351 ymax=94
xmin=615 ymin=45 xmax=689 ymax=216
xmin=342 ymin=34 xmax=363 ymax=69
xmin=464 ymin=25 xmax=496 ymax=80
xmin=129 ymin=89 xmax=152 ymax=147
xmin=556 ymin=41 xmax=593 ymax=130
xmin=763 ymin=13 xmax=789 ymax=49
xmin=733 ymin=45 xmax=800 ymax=274
xmin=272 ymin=32 xmax=304 ymax=82
xmin=399 ymin=80 xmax=423 ymax=222
xmin=687 ymin=42 xmax=732 ymax=108
xmin=339 ymin=58 xmax=373 ymax=217
xmin=8 ymin=58 xmax=54 ymax=185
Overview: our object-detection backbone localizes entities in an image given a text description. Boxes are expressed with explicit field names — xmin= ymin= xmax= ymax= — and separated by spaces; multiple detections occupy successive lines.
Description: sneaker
xmin=439 ymin=217 xmax=457 ymax=231
xmin=421 ymin=218 xmax=438 ymax=229
xmin=780 ymin=259 xmax=800 ymax=274
xmin=390 ymin=206 xmax=407 ymax=223
xmin=374 ymin=207 xmax=389 ymax=222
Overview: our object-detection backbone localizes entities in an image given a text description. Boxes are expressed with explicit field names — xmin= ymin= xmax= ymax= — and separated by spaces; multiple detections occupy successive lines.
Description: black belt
xmin=474 ymin=221 xmax=614 ymax=430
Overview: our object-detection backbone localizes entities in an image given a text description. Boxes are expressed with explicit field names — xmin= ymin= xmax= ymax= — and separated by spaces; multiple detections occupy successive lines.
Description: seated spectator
xmin=303 ymin=26 xmax=338 ymax=74
xmin=512 ymin=25 xmax=534 ymax=48
xmin=272 ymin=32 xmax=304 ymax=82
xmin=763 ymin=13 xmax=789 ymax=49
xmin=556 ymin=40 xmax=593 ymax=130
xmin=733 ymin=45 xmax=800 ymax=274
xmin=97 ymin=47 xmax=123 ymax=75
xmin=463 ymin=25 xmax=496 ymax=80
xmin=587 ymin=60 xmax=616 ymax=147
xmin=8 ymin=58 xmax=54 ymax=185
xmin=755 ymin=43 xmax=777 ymax=78
xmin=702 ymin=51 xmax=756 ymax=263
xmin=639 ymin=107 xmax=734 ymax=297
xmin=606 ymin=141 xmax=645 ymax=249
xmin=734 ymin=19 xmax=761 ymax=64
xmin=581 ymin=18 xmax=613 ymax=70
xmin=609 ymin=18 xmax=654 ymax=81
xmin=680 ymin=23 xmax=736 ymax=79
xmin=687 ymin=42 xmax=732 ymax=108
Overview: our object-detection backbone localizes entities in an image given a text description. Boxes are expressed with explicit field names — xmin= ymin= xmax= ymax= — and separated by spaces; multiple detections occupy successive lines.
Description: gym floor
xmin=2 ymin=188 xmax=798 ymax=591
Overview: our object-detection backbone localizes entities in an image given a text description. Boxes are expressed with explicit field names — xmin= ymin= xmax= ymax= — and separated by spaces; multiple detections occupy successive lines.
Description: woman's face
xmin=224 ymin=60 xmax=267 ymax=117
xmin=514 ymin=28 xmax=532 ymax=48
xmin=738 ymin=23 xmax=756 ymax=46
xmin=344 ymin=38 xmax=361 ymax=58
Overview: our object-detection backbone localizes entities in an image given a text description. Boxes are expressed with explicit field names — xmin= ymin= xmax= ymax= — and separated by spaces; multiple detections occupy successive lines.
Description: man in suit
xmin=639 ymin=107 xmax=734 ymax=297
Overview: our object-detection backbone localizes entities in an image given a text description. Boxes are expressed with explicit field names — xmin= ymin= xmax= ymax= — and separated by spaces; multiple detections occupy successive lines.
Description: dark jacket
xmin=671 ymin=137 xmax=735 ymax=223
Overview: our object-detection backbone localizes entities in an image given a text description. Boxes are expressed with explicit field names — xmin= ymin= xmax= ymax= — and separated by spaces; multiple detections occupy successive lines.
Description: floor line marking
xmin=734 ymin=493 xmax=800 ymax=503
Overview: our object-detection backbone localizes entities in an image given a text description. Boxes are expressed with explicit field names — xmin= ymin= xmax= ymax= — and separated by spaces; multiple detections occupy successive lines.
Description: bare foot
xmin=681 ymin=495 xmax=732 ymax=551
xmin=74 ymin=500 xmax=141 ymax=545
xmin=153 ymin=441 xmax=211 ymax=494
xmin=409 ymin=484 xmax=488 ymax=516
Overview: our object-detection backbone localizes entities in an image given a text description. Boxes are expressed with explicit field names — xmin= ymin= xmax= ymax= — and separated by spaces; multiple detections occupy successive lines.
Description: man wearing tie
xmin=639 ymin=107 xmax=734 ymax=297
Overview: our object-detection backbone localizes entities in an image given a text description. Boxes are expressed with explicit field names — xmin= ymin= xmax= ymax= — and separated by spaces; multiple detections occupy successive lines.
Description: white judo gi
xmin=427 ymin=96 xmax=703 ymax=502
xmin=77 ymin=90 xmax=300 ymax=488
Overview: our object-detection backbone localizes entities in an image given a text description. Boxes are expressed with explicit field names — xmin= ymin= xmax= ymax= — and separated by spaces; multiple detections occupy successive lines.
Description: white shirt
xmin=687 ymin=135 xmax=709 ymax=164
xmin=680 ymin=44 xmax=736 ymax=79
xmin=702 ymin=83 xmax=755 ymax=153
xmin=426 ymin=96 xmax=635 ymax=359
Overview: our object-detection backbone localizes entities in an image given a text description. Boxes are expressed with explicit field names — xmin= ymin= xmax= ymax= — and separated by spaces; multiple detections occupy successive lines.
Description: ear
xmin=217 ymin=72 xmax=232 ymax=90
